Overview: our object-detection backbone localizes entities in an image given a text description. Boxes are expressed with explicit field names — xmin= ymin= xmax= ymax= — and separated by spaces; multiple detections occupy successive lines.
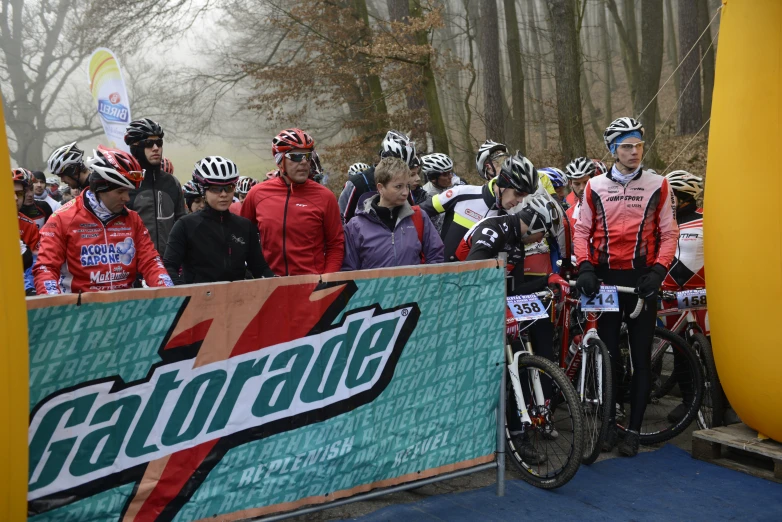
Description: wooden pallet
xmin=692 ymin=423 xmax=782 ymax=483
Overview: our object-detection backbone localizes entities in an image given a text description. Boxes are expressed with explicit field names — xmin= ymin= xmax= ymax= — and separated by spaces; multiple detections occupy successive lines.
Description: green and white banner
xmin=26 ymin=263 xmax=504 ymax=521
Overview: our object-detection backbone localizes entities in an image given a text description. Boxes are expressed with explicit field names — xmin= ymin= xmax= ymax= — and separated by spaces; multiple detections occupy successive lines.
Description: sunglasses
xmin=126 ymin=170 xmax=145 ymax=184
xmin=617 ymin=141 xmax=645 ymax=151
xmin=284 ymin=152 xmax=312 ymax=163
xmin=140 ymin=138 xmax=164 ymax=148
xmin=206 ymin=184 xmax=236 ymax=194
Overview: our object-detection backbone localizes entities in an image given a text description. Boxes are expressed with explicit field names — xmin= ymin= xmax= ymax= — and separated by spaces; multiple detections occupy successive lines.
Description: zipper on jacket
xmin=282 ymin=184 xmax=291 ymax=276
xmin=221 ymin=212 xmax=229 ymax=273
xmin=152 ymin=172 xmax=161 ymax=252
xmin=102 ymin=225 xmax=113 ymax=290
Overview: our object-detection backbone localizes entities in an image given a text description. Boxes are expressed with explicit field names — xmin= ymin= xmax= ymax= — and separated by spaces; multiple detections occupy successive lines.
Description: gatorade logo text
xmin=27 ymin=305 xmax=417 ymax=502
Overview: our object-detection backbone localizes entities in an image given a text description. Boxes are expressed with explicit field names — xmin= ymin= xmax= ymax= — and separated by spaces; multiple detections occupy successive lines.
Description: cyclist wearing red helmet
xmin=241 ymin=128 xmax=344 ymax=276
xmin=34 ymin=147 xmax=174 ymax=295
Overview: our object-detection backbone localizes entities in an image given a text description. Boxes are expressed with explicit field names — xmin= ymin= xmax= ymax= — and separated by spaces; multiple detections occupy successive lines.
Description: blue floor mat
xmin=354 ymin=445 xmax=782 ymax=521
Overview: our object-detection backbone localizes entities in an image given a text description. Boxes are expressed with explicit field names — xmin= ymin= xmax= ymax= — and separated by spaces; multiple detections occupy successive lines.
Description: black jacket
xmin=163 ymin=205 xmax=274 ymax=285
xmin=128 ymin=169 xmax=186 ymax=255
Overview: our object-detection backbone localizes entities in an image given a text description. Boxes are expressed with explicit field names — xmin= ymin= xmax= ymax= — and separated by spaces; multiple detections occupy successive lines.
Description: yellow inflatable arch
xmin=705 ymin=0 xmax=782 ymax=441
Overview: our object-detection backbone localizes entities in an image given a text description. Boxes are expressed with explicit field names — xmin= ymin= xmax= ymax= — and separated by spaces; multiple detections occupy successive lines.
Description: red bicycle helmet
xmin=86 ymin=146 xmax=145 ymax=191
xmin=12 ymin=168 xmax=34 ymax=187
xmin=272 ymin=128 xmax=314 ymax=171
xmin=161 ymin=157 xmax=174 ymax=174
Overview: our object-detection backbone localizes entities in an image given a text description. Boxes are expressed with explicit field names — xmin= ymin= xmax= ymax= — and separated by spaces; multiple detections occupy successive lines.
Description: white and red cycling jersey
xmin=33 ymin=193 xmax=173 ymax=295
xmin=574 ymin=169 xmax=679 ymax=269
xmin=663 ymin=208 xmax=704 ymax=290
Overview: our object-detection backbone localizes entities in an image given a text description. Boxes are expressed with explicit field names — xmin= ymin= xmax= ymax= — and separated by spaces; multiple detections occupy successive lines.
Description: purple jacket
xmin=342 ymin=195 xmax=445 ymax=271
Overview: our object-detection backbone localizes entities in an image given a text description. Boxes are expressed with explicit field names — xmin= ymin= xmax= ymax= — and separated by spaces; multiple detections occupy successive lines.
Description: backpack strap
xmin=411 ymin=205 xmax=425 ymax=264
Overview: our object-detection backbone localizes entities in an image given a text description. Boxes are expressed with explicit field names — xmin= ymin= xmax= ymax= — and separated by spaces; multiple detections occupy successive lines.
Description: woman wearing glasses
xmin=241 ymin=128 xmax=344 ymax=276
xmin=574 ymin=117 xmax=679 ymax=457
xmin=163 ymin=156 xmax=274 ymax=284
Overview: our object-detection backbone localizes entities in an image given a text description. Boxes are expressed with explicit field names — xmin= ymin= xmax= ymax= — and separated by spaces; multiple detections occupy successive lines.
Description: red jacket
xmin=33 ymin=194 xmax=173 ymax=295
xmin=228 ymin=200 xmax=243 ymax=215
xmin=19 ymin=213 xmax=40 ymax=253
xmin=574 ymin=170 xmax=678 ymax=270
xmin=241 ymin=177 xmax=344 ymax=276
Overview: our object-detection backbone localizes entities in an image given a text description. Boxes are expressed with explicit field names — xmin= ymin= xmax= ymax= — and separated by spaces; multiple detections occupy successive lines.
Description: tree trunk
xmin=664 ymin=0 xmax=680 ymax=102
xmin=503 ymin=0 xmax=525 ymax=150
xmin=599 ymin=1 xmax=613 ymax=126
xmin=440 ymin=0 xmax=470 ymax=165
xmin=606 ymin=0 xmax=640 ymax=107
xmin=480 ymin=0 xmax=505 ymax=141
xmin=547 ymin=0 xmax=586 ymax=159
xmin=634 ymin=0 xmax=664 ymax=169
xmin=527 ymin=0 xmax=546 ymax=149
xmin=697 ymin=0 xmax=715 ymax=127
xmin=677 ymin=0 xmax=702 ymax=135
xmin=463 ymin=0 xmax=478 ymax=163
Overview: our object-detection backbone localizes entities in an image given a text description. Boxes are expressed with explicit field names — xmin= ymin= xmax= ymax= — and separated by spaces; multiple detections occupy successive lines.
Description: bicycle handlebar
xmin=566 ymin=281 xmax=645 ymax=319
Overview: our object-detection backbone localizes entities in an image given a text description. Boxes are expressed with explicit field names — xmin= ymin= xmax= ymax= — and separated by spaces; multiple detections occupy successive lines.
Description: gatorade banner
xmin=26 ymin=263 xmax=504 ymax=521
xmin=88 ymin=48 xmax=132 ymax=152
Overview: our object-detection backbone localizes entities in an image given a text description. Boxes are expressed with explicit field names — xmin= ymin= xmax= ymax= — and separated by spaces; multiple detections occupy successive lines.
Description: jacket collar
xmin=606 ymin=165 xmax=644 ymax=183
xmin=359 ymin=194 xmax=414 ymax=225
xmin=202 ymin=203 xmax=232 ymax=221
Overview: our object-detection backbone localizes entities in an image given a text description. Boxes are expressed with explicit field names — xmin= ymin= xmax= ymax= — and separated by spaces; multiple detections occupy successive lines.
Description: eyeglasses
xmin=284 ymin=152 xmax=312 ymax=163
xmin=140 ymin=138 xmax=164 ymax=148
xmin=617 ymin=141 xmax=645 ymax=151
xmin=206 ymin=184 xmax=236 ymax=194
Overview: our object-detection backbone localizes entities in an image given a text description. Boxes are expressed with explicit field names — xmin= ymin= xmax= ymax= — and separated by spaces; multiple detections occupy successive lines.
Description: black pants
xmin=595 ymin=268 xmax=658 ymax=432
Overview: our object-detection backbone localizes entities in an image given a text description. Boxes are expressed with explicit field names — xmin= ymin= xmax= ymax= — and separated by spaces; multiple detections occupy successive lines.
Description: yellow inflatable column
xmin=705 ymin=0 xmax=782 ymax=441
xmin=0 ymin=98 xmax=29 ymax=516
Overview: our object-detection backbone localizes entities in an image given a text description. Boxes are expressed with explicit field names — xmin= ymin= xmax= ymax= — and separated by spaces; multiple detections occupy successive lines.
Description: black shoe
xmin=618 ymin=430 xmax=640 ymax=457
xmin=667 ymin=403 xmax=688 ymax=423
xmin=510 ymin=431 xmax=548 ymax=464
xmin=602 ymin=423 xmax=618 ymax=452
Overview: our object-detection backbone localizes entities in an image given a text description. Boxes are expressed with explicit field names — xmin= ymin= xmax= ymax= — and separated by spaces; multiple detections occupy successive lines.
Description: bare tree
xmin=526 ymin=0 xmax=546 ymax=149
xmin=664 ymin=0 xmax=680 ymax=101
xmin=635 ymin=0 xmax=664 ymax=169
xmin=502 ymin=0 xmax=525 ymax=150
xmin=697 ymin=0 xmax=715 ymax=126
xmin=480 ymin=0 xmax=505 ymax=141
xmin=599 ymin=1 xmax=613 ymax=126
xmin=677 ymin=0 xmax=702 ymax=134
xmin=547 ymin=0 xmax=586 ymax=159
xmin=606 ymin=0 xmax=640 ymax=106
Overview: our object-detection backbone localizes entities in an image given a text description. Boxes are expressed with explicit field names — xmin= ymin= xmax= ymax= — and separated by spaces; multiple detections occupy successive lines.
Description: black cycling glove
xmin=576 ymin=262 xmax=600 ymax=298
xmin=636 ymin=263 xmax=668 ymax=299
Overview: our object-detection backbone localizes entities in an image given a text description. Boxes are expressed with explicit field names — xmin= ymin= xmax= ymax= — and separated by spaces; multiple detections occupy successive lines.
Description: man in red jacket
xmin=241 ymin=128 xmax=344 ymax=276
xmin=34 ymin=147 xmax=173 ymax=295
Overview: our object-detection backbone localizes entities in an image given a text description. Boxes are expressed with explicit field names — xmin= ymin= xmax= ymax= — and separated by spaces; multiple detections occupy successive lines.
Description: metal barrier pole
xmin=496 ymin=362 xmax=506 ymax=497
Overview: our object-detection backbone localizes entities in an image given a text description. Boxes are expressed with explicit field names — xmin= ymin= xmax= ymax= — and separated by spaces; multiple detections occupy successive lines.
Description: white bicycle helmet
xmin=348 ymin=162 xmax=371 ymax=176
xmin=665 ymin=170 xmax=703 ymax=199
xmin=192 ymin=156 xmax=240 ymax=186
xmin=182 ymin=180 xmax=203 ymax=197
xmin=592 ymin=159 xmax=609 ymax=176
xmin=48 ymin=142 xmax=85 ymax=177
xmin=475 ymin=140 xmax=508 ymax=180
xmin=380 ymin=130 xmax=417 ymax=168
xmin=45 ymin=176 xmax=59 ymax=186
xmin=519 ymin=193 xmax=562 ymax=238
xmin=421 ymin=153 xmax=454 ymax=181
xmin=85 ymin=147 xmax=144 ymax=191
xmin=565 ymin=157 xmax=597 ymax=180
xmin=497 ymin=152 xmax=538 ymax=194
xmin=236 ymin=176 xmax=258 ymax=195
xmin=603 ymin=117 xmax=644 ymax=152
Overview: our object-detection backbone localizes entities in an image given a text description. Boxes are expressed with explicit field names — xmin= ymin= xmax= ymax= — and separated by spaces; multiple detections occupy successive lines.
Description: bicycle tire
xmin=617 ymin=327 xmax=703 ymax=444
xmin=690 ymin=332 xmax=723 ymax=429
xmin=505 ymin=354 xmax=584 ymax=489
xmin=580 ymin=338 xmax=612 ymax=465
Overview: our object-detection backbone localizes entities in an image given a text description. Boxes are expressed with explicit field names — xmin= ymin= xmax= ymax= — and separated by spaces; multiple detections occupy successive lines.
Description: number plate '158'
xmin=506 ymin=294 xmax=549 ymax=322
xmin=677 ymin=288 xmax=707 ymax=309
xmin=580 ymin=286 xmax=619 ymax=312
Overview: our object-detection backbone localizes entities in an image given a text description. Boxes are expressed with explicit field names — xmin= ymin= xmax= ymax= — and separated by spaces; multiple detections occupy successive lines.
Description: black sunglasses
xmin=140 ymin=138 xmax=164 ymax=148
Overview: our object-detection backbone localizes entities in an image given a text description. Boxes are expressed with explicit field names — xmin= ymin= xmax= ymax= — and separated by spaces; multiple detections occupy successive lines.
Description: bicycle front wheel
xmin=580 ymin=338 xmax=612 ymax=465
xmin=690 ymin=332 xmax=723 ymax=429
xmin=505 ymin=354 xmax=584 ymax=489
xmin=618 ymin=327 xmax=704 ymax=444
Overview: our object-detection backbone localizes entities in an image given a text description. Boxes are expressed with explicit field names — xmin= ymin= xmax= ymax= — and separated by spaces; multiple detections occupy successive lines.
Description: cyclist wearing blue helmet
xmin=538 ymin=167 xmax=569 ymax=206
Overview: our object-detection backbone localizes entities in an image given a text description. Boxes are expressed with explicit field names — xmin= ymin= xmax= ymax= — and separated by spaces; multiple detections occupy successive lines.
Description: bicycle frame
xmin=657 ymin=290 xmax=708 ymax=340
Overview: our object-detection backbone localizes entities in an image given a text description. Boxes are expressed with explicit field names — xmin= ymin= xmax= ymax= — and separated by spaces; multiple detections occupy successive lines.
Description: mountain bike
xmin=546 ymin=275 xmax=642 ymax=464
xmin=503 ymin=292 xmax=584 ymax=489
xmin=657 ymin=288 xmax=721 ymax=429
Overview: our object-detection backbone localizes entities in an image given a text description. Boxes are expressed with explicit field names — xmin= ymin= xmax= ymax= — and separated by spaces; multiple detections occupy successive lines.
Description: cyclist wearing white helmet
xmin=348 ymin=162 xmax=371 ymax=176
xmin=421 ymin=153 xmax=456 ymax=197
xmin=182 ymin=181 xmax=205 ymax=213
xmin=164 ymin=156 xmax=274 ymax=284
xmin=48 ymin=141 xmax=91 ymax=191
xmin=338 ymin=130 xmax=418 ymax=222
xmin=229 ymin=176 xmax=258 ymax=215
xmin=475 ymin=140 xmax=508 ymax=181
xmin=564 ymin=157 xmax=597 ymax=233
xmin=422 ymin=151 xmax=538 ymax=261
xmin=574 ymin=117 xmax=679 ymax=457
xmin=662 ymin=171 xmax=705 ymax=292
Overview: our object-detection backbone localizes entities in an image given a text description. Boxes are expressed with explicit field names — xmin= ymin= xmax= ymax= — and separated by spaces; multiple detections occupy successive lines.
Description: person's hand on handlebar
xmin=636 ymin=263 xmax=668 ymax=299
xmin=576 ymin=262 xmax=600 ymax=297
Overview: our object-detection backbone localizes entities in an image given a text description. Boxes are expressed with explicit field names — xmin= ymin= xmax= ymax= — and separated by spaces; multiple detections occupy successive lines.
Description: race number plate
xmin=506 ymin=295 xmax=549 ymax=321
xmin=677 ymin=288 xmax=707 ymax=309
xmin=580 ymin=286 xmax=619 ymax=312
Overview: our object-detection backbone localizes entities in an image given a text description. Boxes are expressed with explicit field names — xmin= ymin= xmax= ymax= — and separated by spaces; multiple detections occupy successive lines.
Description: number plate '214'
xmin=580 ymin=286 xmax=619 ymax=312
